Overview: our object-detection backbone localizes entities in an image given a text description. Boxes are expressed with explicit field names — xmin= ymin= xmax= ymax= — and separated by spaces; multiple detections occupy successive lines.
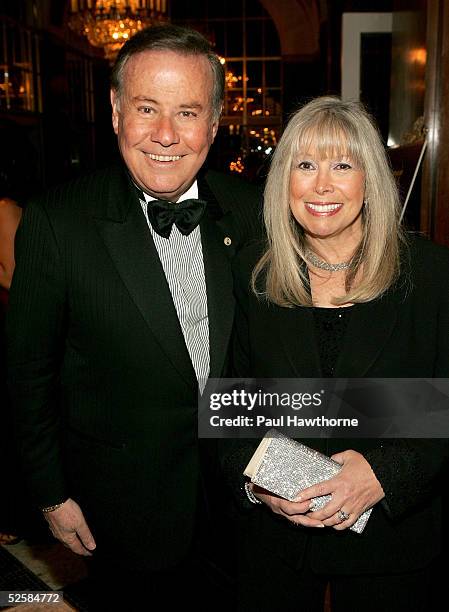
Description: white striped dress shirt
xmin=139 ymin=182 xmax=210 ymax=390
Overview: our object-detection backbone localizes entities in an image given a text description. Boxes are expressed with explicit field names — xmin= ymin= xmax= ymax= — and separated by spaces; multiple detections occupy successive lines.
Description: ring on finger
xmin=337 ymin=509 xmax=350 ymax=522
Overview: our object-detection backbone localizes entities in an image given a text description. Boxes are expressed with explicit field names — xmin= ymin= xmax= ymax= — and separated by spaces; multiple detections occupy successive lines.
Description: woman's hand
xmin=295 ymin=450 xmax=385 ymax=531
xmin=250 ymin=484 xmax=326 ymax=528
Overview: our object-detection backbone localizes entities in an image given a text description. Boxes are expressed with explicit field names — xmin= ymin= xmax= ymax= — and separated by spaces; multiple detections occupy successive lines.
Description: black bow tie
xmin=146 ymin=198 xmax=207 ymax=239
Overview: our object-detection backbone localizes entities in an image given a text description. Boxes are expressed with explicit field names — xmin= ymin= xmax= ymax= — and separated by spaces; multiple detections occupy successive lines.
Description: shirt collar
xmin=141 ymin=181 xmax=199 ymax=204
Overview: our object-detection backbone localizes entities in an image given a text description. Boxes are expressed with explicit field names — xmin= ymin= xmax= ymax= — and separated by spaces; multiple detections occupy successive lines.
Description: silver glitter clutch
xmin=244 ymin=429 xmax=372 ymax=534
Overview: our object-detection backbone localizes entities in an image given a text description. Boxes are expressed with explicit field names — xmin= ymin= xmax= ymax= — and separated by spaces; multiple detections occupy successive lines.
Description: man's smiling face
xmin=111 ymin=49 xmax=219 ymax=202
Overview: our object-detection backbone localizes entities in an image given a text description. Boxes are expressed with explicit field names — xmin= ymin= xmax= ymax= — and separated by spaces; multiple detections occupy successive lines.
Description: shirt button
xmin=224 ymin=236 xmax=232 ymax=246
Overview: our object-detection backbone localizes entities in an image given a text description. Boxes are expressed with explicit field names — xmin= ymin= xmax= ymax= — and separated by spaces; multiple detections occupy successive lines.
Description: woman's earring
xmin=363 ymin=197 xmax=369 ymax=206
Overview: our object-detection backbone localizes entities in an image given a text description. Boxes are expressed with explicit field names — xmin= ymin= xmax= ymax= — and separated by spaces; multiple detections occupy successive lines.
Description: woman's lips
xmin=304 ymin=202 xmax=343 ymax=216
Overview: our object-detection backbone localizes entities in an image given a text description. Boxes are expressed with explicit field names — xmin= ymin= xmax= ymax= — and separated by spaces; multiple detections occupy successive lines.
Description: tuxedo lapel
xmin=93 ymin=168 xmax=196 ymax=388
xmin=199 ymin=192 xmax=234 ymax=379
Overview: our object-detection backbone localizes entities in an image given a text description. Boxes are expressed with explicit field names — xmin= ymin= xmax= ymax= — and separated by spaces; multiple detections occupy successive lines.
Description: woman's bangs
xmin=296 ymin=115 xmax=363 ymax=166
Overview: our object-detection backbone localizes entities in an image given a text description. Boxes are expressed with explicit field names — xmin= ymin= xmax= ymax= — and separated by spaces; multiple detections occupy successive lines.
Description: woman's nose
xmin=314 ymin=168 xmax=333 ymax=194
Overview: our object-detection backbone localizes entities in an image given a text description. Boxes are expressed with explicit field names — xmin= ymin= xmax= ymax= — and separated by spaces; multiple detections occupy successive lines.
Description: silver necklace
xmin=305 ymin=249 xmax=352 ymax=272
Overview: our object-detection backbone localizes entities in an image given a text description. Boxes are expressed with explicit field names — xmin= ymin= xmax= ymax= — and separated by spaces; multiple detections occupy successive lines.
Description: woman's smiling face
xmin=289 ymin=146 xmax=365 ymax=248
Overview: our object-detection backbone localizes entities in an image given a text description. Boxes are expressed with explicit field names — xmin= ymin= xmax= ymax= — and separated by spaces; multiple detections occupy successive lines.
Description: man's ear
xmin=111 ymin=89 xmax=120 ymax=135
xmin=210 ymin=121 xmax=219 ymax=143
xmin=210 ymin=103 xmax=223 ymax=141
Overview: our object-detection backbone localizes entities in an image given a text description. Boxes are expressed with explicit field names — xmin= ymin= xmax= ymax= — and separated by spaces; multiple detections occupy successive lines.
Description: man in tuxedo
xmin=7 ymin=25 xmax=259 ymax=606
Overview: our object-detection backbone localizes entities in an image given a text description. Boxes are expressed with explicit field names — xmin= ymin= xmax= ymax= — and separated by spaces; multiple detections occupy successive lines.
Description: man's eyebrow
xmin=132 ymin=96 xmax=158 ymax=103
xmin=131 ymin=97 xmax=204 ymax=110
xmin=179 ymin=102 xmax=203 ymax=109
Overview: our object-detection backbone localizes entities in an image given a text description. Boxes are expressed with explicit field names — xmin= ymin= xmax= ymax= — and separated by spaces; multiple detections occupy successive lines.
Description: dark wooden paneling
xmin=433 ymin=0 xmax=449 ymax=245
xmin=389 ymin=9 xmax=426 ymax=147
xmin=422 ymin=0 xmax=449 ymax=246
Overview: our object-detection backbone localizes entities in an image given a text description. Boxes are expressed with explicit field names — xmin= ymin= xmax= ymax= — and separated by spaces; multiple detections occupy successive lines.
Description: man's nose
xmin=314 ymin=168 xmax=334 ymax=195
xmin=151 ymin=115 xmax=180 ymax=147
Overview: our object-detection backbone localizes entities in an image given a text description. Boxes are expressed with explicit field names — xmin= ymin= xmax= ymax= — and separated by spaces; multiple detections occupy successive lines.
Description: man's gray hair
xmin=111 ymin=24 xmax=225 ymax=121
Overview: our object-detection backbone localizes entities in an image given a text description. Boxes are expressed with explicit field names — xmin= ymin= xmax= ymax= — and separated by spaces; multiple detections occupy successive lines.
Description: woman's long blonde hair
xmin=252 ymin=96 xmax=406 ymax=307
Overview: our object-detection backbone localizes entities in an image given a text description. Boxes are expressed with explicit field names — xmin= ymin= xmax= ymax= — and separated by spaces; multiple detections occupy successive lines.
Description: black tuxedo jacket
xmin=225 ymin=235 xmax=449 ymax=575
xmin=7 ymin=163 xmax=261 ymax=571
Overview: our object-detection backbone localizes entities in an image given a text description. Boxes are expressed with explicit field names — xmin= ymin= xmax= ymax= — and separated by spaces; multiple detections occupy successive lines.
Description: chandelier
xmin=68 ymin=1 xmax=169 ymax=62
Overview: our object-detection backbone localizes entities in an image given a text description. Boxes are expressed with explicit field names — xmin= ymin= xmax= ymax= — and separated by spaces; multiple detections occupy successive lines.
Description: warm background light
xmin=408 ymin=48 xmax=427 ymax=65
xmin=68 ymin=0 xmax=168 ymax=62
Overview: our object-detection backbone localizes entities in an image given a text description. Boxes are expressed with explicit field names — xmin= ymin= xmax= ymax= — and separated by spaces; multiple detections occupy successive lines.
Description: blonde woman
xmin=226 ymin=97 xmax=449 ymax=611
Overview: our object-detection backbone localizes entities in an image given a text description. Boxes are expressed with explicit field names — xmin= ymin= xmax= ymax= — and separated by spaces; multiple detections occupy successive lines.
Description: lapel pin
xmin=224 ymin=236 xmax=232 ymax=246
